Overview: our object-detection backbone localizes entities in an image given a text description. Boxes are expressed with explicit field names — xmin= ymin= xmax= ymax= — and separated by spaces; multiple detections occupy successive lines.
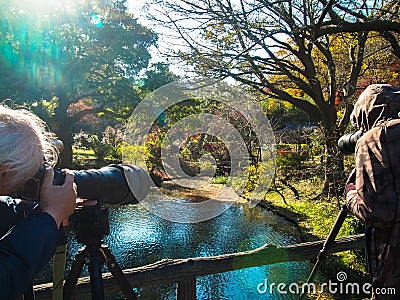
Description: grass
xmin=265 ymin=188 xmax=362 ymax=239
xmin=72 ymin=147 xmax=98 ymax=169
xmin=72 ymin=147 xmax=121 ymax=169
xmin=211 ymin=176 xmax=229 ymax=184
xmin=73 ymin=147 xmax=96 ymax=159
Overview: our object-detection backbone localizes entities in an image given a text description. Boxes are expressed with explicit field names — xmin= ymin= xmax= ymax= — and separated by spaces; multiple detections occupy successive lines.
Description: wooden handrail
xmin=33 ymin=234 xmax=365 ymax=299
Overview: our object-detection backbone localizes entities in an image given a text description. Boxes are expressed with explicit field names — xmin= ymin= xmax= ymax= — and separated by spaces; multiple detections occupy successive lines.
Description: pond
xmin=37 ymin=201 xmax=311 ymax=299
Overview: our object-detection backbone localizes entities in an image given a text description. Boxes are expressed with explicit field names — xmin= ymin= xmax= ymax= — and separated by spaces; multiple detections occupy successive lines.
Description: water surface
xmin=38 ymin=201 xmax=310 ymax=299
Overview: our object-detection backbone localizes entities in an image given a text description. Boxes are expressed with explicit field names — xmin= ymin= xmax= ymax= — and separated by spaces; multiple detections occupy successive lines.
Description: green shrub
xmin=211 ymin=176 xmax=229 ymax=184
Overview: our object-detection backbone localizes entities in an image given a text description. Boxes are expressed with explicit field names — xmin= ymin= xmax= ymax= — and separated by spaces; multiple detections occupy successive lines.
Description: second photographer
xmin=344 ymin=84 xmax=400 ymax=299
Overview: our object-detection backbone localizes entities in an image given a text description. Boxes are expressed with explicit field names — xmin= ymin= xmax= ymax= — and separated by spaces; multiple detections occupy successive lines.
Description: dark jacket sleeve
xmin=0 ymin=199 xmax=58 ymax=299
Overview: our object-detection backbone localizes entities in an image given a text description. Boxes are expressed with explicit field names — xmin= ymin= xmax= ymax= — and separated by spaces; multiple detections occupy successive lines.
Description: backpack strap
xmin=382 ymin=122 xmax=400 ymax=229
xmin=365 ymin=225 xmax=375 ymax=274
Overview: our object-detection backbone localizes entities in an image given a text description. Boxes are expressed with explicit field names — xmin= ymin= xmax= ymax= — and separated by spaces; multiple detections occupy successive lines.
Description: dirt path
xmin=160 ymin=181 xmax=229 ymax=202
xmin=159 ymin=180 xmax=250 ymax=204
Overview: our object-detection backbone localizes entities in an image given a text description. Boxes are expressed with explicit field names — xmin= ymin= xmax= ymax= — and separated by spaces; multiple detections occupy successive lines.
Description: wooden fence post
xmin=176 ymin=277 xmax=196 ymax=300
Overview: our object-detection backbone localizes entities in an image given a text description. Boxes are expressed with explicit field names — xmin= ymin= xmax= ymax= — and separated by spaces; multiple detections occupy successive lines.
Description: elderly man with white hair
xmin=0 ymin=104 xmax=79 ymax=299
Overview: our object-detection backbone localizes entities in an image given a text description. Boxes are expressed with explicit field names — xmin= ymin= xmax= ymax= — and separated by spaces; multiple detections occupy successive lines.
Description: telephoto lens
xmin=337 ymin=130 xmax=363 ymax=155
xmin=53 ymin=164 xmax=150 ymax=205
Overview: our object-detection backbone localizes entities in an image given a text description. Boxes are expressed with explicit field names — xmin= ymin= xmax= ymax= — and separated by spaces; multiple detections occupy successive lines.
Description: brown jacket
xmin=345 ymin=84 xmax=400 ymax=298
xmin=346 ymin=119 xmax=400 ymax=227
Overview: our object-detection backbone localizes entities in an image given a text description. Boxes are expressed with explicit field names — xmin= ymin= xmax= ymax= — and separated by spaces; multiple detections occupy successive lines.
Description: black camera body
xmin=14 ymin=164 xmax=150 ymax=205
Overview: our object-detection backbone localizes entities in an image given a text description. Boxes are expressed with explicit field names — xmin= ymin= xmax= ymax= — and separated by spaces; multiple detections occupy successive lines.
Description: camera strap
xmin=52 ymin=228 xmax=67 ymax=300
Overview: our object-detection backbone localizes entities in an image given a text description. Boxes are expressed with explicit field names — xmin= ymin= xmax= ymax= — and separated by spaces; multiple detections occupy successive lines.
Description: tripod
xmin=299 ymin=203 xmax=348 ymax=300
xmin=62 ymin=205 xmax=138 ymax=300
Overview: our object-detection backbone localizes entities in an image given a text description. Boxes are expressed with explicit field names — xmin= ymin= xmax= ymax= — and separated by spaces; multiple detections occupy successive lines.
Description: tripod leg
xmin=64 ymin=247 xmax=88 ymax=300
xmin=87 ymin=245 xmax=106 ymax=300
xmin=299 ymin=203 xmax=348 ymax=300
xmin=101 ymin=245 xmax=138 ymax=300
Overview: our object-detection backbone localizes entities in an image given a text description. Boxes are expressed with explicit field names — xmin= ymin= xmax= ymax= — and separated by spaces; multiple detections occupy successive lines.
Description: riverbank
xmin=159 ymin=178 xmax=371 ymax=298
xmin=255 ymin=178 xmax=371 ymax=298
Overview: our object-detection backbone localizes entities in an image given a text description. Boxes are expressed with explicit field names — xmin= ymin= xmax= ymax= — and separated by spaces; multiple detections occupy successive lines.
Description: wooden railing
xmin=33 ymin=234 xmax=365 ymax=299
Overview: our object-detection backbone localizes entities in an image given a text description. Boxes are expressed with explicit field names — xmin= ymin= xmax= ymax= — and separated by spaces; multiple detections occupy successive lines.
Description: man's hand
xmin=39 ymin=168 xmax=78 ymax=228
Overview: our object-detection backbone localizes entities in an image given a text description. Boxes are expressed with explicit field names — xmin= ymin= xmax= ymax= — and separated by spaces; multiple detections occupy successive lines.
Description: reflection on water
xmin=37 ymin=201 xmax=310 ymax=299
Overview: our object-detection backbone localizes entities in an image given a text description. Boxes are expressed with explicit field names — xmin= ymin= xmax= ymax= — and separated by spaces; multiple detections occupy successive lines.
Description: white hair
xmin=0 ymin=104 xmax=58 ymax=187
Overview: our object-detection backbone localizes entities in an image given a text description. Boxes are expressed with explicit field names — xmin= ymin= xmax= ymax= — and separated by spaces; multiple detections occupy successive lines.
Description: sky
xmin=127 ymin=0 xmax=148 ymax=23
xmin=126 ymin=0 xmax=191 ymax=75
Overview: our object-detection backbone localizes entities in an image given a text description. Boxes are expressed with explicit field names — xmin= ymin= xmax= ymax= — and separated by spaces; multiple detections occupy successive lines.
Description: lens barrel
xmin=337 ymin=130 xmax=363 ymax=155
xmin=54 ymin=164 xmax=150 ymax=205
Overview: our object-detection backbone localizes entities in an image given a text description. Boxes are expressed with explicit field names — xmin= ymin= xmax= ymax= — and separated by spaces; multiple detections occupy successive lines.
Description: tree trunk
xmin=51 ymin=92 xmax=74 ymax=168
xmin=322 ymin=127 xmax=345 ymax=197
xmin=54 ymin=118 xmax=74 ymax=168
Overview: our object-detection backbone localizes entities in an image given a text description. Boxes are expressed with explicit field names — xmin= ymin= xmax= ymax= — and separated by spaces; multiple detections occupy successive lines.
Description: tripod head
xmin=69 ymin=204 xmax=110 ymax=245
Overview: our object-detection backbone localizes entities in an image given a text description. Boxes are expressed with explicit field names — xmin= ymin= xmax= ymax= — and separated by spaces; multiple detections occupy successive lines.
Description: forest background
xmin=1 ymin=0 xmax=400 ymax=292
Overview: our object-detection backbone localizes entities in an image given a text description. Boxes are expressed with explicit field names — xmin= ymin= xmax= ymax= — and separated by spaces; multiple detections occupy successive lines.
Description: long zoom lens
xmin=337 ymin=130 xmax=363 ymax=155
xmin=53 ymin=164 xmax=150 ymax=205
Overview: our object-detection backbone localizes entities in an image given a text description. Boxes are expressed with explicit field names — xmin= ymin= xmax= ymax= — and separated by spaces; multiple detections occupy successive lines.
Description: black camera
xmin=337 ymin=129 xmax=363 ymax=155
xmin=14 ymin=164 xmax=150 ymax=204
